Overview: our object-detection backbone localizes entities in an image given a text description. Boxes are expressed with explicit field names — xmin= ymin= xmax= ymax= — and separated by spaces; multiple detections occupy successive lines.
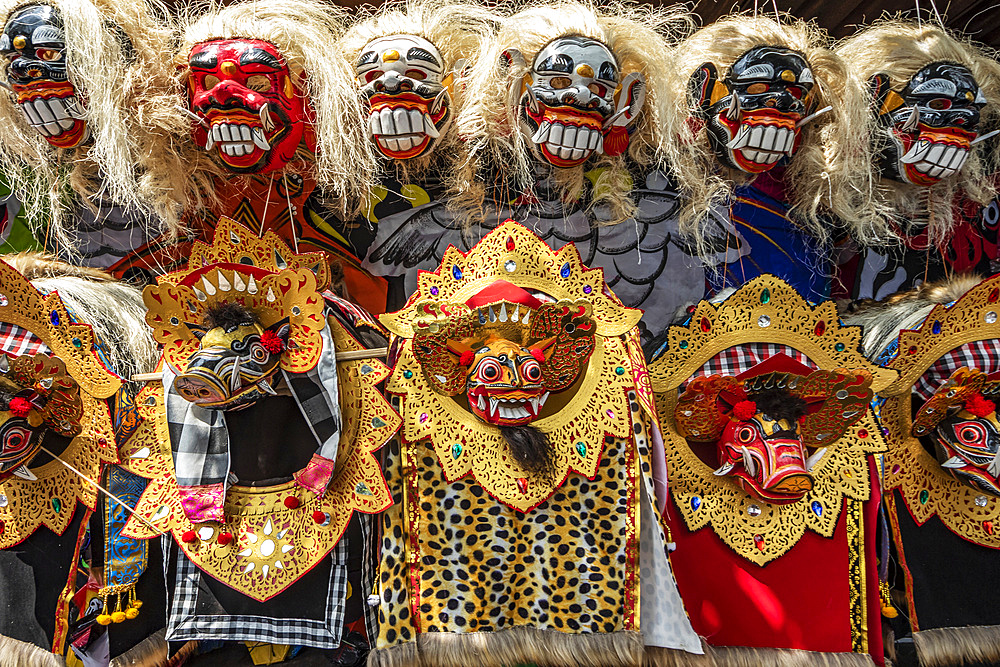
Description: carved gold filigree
xmin=881 ymin=275 xmax=1000 ymax=549
xmin=120 ymin=314 xmax=398 ymax=600
xmin=651 ymin=276 xmax=893 ymax=565
xmin=381 ymin=222 xmax=641 ymax=340
xmin=383 ymin=221 xmax=646 ymax=512
xmin=0 ymin=259 xmax=121 ymax=547
xmin=157 ymin=216 xmax=331 ymax=291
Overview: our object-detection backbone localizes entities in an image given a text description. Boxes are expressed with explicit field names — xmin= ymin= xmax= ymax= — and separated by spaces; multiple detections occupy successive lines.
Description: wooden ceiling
xmin=332 ymin=0 xmax=1000 ymax=49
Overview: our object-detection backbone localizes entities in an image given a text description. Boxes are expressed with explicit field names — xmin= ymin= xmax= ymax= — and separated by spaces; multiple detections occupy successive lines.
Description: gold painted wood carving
xmin=0 ymin=259 xmax=120 ymax=546
xmin=880 ymin=275 xmax=1000 ymax=549
xmin=382 ymin=221 xmax=644 ymax=512
xmin=121 ymin=314 xmax=398 ymax=600
xmin=651 ymin=276 xmax=894 ymax=565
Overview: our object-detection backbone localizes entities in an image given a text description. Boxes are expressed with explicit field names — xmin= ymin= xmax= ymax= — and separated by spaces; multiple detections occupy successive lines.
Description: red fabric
xmin=667 ymin=462 xmax=879 ymax=655
xmin=863 ymin=461 xmax=885 ymax=666
xmin=464 ymin=280 xmax=543 ymax=310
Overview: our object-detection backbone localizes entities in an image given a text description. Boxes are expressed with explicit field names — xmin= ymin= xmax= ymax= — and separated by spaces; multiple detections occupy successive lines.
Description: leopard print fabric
xmin=374 ymin=392 xmax=701 ymax=661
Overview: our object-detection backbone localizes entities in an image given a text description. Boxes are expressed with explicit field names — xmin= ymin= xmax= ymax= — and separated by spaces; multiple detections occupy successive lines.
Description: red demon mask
xmin=675 ymin=357 xmax=872 ymax=504
xmin=186 ymin=39 xmax=314 ymax=174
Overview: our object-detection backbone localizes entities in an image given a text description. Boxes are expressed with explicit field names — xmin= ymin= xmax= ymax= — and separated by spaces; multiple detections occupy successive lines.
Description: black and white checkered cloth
xmin=165 ymin=321 xmax=342 ymax=492
xmin=163 ymin=518 xmax=357 ymax=647
xmin=0 ymin=322 xmax=50 ymax=356
xmin=683 ymin=343 xmax=817 ymax=388
xmin=914 ymin=338 xmax=1000 ymax=400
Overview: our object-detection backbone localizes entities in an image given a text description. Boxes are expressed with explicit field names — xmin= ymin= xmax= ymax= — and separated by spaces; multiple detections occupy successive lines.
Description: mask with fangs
xmin=871 ymin=61 xmax=986 ymax=186
xmin=356 ymin=34 xmax=456 ymax=161
xmin=186 ymin=39 xmax=313 ymax=174
xmin=511 ymin=35 xmax=645 ymax=169
xmin=0 ymin=4 xmax=87 ymax=148
xmin=689 ymin=45 xmax=815 ymax=173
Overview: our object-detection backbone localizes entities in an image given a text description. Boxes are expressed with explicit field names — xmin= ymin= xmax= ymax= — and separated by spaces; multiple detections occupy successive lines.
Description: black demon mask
xmin=0 ymin=3 xmax=87 ymax=148
xmin=870 ymin=62 xmax=987 ymax=186
xmin=689 ymin=45 xmax=817 ymax=173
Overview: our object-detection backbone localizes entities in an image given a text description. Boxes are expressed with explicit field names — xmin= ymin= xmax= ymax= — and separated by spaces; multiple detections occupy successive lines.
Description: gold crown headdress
xmin=651 ymin=275 xmax=894 ymax=564
xmin=382 ymin=220 xmax=648 ymax=512
xmin=144 ymin=217 xmax=330 ymax=376
xmin=0 ymin=258 xmax=120 ymax=546
xmin=122 ymin=218 xmax=399 ymax=599
xmin=881 ymin=275 xmax=1000 ymax=548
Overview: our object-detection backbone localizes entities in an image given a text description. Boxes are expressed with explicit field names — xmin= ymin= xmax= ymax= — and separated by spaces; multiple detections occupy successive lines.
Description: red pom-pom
xmin=260 ymin=330 xmax=285 ymax=355
xmin=732 ymin=400 xmax=757 ymax=422
xmin=459 ymin=350 xmax=476 ymax=367
xmin=283 ymin=496 xmax=300 ymax=509
xmin=965 ymin=393 xmax=996 ymax=418
xmin=181 ymin=530 xmax=197 ymax=543
xmin=217 ymin=532 xmax=233 ymax=546
xmin=530 ymin=348 xmax=545 ymax=363
xmin=8 ymin=397 xmax=31 ymax=418
xmin=312 ymin=511 xmax=328 ymax=524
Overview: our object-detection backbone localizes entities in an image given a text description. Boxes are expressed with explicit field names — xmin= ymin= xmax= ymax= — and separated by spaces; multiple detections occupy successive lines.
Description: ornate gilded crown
xmin=651 ymin=275 xmax=894 ymax=564
xmin=144 ymin=217 xmax=330 ymax=375
xmin=881 ymin=275 xmax=1000 ymax=548
xmin=0 ymin=258 xmax=120 ymax=546
xmin=382 ymin=221 xmax=649 ymax=512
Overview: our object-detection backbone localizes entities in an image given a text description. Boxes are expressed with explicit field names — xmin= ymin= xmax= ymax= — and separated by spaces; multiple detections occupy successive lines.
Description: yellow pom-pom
xmin=882 ymin=605 xmax=898 ymax=619
xmin=125 ymin=607 xmax=139 ymax=620
xmin=96 ymin=614 xmax=112 ymax=626
xmin=111 ymin=611 xmax=126 ymax=624
xmin=132 ymin=599 xmax=143 ymax=610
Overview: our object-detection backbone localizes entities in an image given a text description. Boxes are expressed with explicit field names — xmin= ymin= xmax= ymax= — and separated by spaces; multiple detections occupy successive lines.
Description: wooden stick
xmin=39 ymin=446 xmax=161 ymax=534
xmin=130 ymin=347 xmax=389 ymax=383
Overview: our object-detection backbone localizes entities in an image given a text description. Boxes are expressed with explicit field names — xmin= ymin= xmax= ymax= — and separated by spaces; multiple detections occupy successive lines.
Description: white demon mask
xmin=356 ymin=34 xmax=456 ymax=161
xmin=510 ymin=35 xmax=645 ymax=168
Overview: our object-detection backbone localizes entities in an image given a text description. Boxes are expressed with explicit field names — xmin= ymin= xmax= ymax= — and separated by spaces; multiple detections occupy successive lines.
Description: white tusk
xmin=251 ymin=127 xmax=271 ymax=151
xmin=940 ymin=456 xmax=967 ymax=469
xmin=713 ymin=461 xmax=735 ymax=476
xmin=12 ymin=465 xmax=36 ymax=481
xmin=725 ymin=94 xmax=740 ymax=121
xmin=740 ymin=446 xmax=757 ymax=477
xmin=796 ymin=105 xmax=833 ymax=128
xmin=423 ymin=113 xmax=440 ymax=138
xmin=430 ymin=89 xmax=448 ymax=116
xmin=178 ymin=106 xmax=210 ymax=129
xmin=901 ymin=106 xmax=920 ymax=133
xmin=602 ymin=106 xmax=629 ymax=130
xmin=971 ymin=129 xmax=1000 ymax=146
xmin=805 ymin=447 xmax=827 ymax=472
xmin=259 ymin=103 xmax=275 ymax=133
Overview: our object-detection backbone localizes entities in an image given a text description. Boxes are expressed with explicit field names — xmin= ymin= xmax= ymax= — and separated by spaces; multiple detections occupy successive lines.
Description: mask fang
xmin=795 ymin=105 xmax=833 ymax=128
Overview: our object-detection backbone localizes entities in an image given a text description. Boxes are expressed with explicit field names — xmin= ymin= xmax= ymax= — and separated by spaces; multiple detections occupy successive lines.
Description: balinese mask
xmin=675 ymin=365 xmax=871 ymax=504
xmin=174 ymin=301 xmax=290 ymax=411
xmin=0 ymin=352 xmax=82 ymax=482
xmin=0 ymin=4 xmax=87 ymax=148
xmin=356 ymin=34 xmax=454 ymax=161
xmin=186 ymin=39 xmax=312 ymax=174
xmin=465 ymin=335 xmax=547 ymax=426
xmin=871 ymin=62 xmax=986 ymax=186
xmin=411 ymin=281 xmax=595 ymax=475
xmin=690 ymin=46 xmax=816 ymax=173
xmin=511 ymin=36 xmax=645 ymax=168
xmin=913 ymin=367 xmax=1000 ymax=496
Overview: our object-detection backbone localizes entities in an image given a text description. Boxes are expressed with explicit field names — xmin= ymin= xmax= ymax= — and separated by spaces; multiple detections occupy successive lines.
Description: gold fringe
xmin=0 ymin=635 xmax=64 ymax=666
xmin=368 ymin=629 xmax=644 ymax=667
xmin=913 ymin=625 xmax=1000 ymax=667
xmin=649 ymin=644 xmax=876 ymax=667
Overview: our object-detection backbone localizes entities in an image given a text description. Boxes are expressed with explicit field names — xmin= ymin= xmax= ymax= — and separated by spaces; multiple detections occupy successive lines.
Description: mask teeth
xmin=259 ymin=103 xmax=275 ymax=133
